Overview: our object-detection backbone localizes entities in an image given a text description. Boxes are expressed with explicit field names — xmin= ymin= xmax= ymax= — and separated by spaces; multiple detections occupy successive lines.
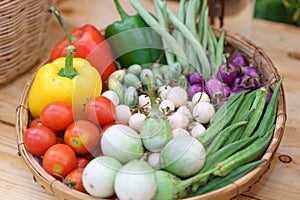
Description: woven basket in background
xmin=0 ymin=0 xmax=57 ymax=85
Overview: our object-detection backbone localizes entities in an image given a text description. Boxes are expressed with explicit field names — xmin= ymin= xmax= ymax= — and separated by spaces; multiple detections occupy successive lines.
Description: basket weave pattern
xmin=15 ymin=29 xmax=286 ymax=200
xmin=0 ymin=0 xmax=57 ymax=85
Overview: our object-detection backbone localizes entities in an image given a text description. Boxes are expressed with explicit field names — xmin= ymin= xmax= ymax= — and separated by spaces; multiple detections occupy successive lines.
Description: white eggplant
xmin=101 ymin=124 xmax=144 ymax=164
xmin=82 ymin=156 xmax=122 ymax=198
xmin=160 ymin=135 xmax=206 ymax=178
xmin=114 ymin=160 xmax=157 ymax=200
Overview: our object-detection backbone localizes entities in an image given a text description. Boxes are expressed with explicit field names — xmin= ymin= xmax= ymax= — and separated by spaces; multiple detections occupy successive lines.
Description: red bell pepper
xmin=49 ymin=7 xmax=117 ymax=84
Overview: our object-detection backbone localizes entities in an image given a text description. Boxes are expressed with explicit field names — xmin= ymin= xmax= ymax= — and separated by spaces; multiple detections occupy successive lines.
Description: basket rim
xmin=15 ymin=29 xmax=287 ymax=200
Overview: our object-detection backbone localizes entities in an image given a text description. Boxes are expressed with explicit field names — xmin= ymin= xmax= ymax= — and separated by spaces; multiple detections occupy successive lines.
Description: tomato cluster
xmin=24 ymin=97 xmax=116 ymax=192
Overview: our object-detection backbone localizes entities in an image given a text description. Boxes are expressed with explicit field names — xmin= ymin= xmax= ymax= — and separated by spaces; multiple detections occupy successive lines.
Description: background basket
xmin=15 ymin=29 xmax=286 ymax=200
xmin=0 ymin=0 xmax=57 ymax=85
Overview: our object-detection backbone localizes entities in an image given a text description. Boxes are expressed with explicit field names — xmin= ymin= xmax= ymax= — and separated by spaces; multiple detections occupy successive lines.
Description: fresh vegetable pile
xmin=23 ymin=0 xmax=283 ymax=200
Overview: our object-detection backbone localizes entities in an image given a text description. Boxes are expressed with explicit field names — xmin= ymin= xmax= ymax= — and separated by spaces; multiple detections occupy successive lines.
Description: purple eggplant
xmin=239 ymin=75 xmax=260 ymax=90
xmin=217 ymin=100 xmax=227 ymax=109
xmin=217 ymin=62 xmax=239 ymax=86
xmin=205 ymin=78 xmax=225 ymax=106
xmin=223 ymin=84 xmax=231 ymax=98
xmin=232 ymin=53 xmax=249 ymax=67
xmin=188 ymin=84 xmax=203 ymax=98
xmin=244 ymin=67 xmax=259 ymax=77
xmin=187 ymin=72 xmax=204 ymax=85
xmin=231 ymin=84 xmax=246 ymax=95
xmin=238 ymin=67 xmax=261 ymax=90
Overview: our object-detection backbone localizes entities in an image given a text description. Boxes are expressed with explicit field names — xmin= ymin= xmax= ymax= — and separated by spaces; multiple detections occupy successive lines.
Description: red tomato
xmin=29 ymin=118 xmax=43 ymax=128
xmin=82 ymin=143 xmax=103 ymax=161
xmin=24 ymin=126 xmax=56 ymax=156
xmin=64 ymin=168 xmax=86 ymax=193
xmin=85 ymin=96 xmax=116 ymax=126
xmin=77 ymin=157 xmax=89 ymax=169
xmin=43 ymin=144 xmax=77 ymax=178
xmin=40 ymin=101 xmax=73 ymax=131
xmin=64 ymin=120 xmax=101 ymax=155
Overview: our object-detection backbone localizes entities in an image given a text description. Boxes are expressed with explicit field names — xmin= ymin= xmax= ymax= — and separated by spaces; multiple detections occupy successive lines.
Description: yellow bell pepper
xmin=28 ymin=46 xmax=102 ymax=119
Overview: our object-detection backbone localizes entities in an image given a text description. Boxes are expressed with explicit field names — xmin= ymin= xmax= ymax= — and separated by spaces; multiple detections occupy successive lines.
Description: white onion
xmin=160 ymin=135 xmax=206 ymax=178
xmin=114 ymin=160 xmax=157 ymax=200
xmin=116 ymin=104 xmax=131 ymax=124
xmin=158 ymin=85 xmax=171 ymax=99
xmin=167 ymin=112 xmax=190 ymax=130
xmin=102 ymin=90 xmax=120 ymax=106
xmin=128 ymin=112 xmax=146 ymax=132
xmin=177 ymin=105 xmax=193 ymax=122
xmin=159 ymin=99 xmax=175 ymax=115
xmin=147 ymin=152 xmax=161 ymax=168
xmin=191 ymin=92 xmax=210 ymax=105
xmin=166 ymin=86 xmax=188 ymax=108
xmin=192 ymin=101 xmax=215 ymax=124
xmin=190 ymin=123 xmax=206 ymax=138
xmin=138 ymin=94 xmax=151 ymax=109
xmin=82 ymin=156 xmax=122 ymax=198
xmin=172 ymin=128 xmax=190 ymax=138
xmin=101 ymin=124 xmax=144 ymax=164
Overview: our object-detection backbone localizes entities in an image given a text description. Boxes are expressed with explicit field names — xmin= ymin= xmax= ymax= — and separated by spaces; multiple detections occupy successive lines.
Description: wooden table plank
xmin=0 ymin=124 xmax=58 ymax=200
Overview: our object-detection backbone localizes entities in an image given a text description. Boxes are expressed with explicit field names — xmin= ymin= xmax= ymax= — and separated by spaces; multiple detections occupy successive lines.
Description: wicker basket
xmin=0 ymin=0 xmax=57 ymax=85
xmin=15 ymin=29 xmax=286 ymax=200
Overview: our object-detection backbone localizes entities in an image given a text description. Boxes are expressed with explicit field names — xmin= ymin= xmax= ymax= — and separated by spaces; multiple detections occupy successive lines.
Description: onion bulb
xmin=192 ymin=102 xmax=215 ymax=124
xmin=166 ymin=86 xmax=188 ymax=108
xmin=115 ymin=104 xmax=131 ymax=124
xmin=114 ymin=160 xmax=157 ymax=200
xmin=147 ymin=152 xmax=161 ymax=168
xmin=101 ymin=124 xmax=144 ymax=164
xmin=128 ymin=112 xmax=146 ymax=132
xmin=168 ymin=112 xmax=190 ymax=130
xmin=102 ymin=90 xmax=120 ymax=106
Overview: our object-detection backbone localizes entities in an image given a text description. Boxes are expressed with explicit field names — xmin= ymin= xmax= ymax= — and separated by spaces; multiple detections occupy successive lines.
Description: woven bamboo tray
xmin=0 ymin=0 xmax=56 ymax=85
xmin=15 ymin=29 xmax=286 ymax=200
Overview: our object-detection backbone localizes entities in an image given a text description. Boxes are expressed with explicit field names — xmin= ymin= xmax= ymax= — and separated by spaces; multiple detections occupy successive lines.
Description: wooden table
xmin=1 ymin=0 xmax=299 ymax=199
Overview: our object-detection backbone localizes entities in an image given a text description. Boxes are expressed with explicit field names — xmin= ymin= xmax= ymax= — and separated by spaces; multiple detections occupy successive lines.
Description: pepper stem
xmin=58 ymin=46 xmax=79 ymax=79
xmin=113 ymin=0 xmax=129 ymax=20
xmin=48 ymin=6 xmax=77 ymax=44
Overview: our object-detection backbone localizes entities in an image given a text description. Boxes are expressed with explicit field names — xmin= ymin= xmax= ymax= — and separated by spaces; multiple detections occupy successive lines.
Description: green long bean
xmin=153 ymin=0 xmax=175 ymax=65
xmin=215 ymin=31 xmax=225 ymax=67
xmin=155 ymin=0 xmax=211 ymax=79
xmin=172 ymin=0 xmax=186 ymax=59
xmin=185 ymin=0 xmax=201 ymax=71
xmin=130 ymin=0 xmax=188 ymax=67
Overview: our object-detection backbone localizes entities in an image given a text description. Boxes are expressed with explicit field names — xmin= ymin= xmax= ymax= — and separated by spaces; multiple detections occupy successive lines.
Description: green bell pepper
xmin=104 ymin=0 xmax=165 ymax=68
xmin=254 ymin=0 xmax=300 ymax=26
